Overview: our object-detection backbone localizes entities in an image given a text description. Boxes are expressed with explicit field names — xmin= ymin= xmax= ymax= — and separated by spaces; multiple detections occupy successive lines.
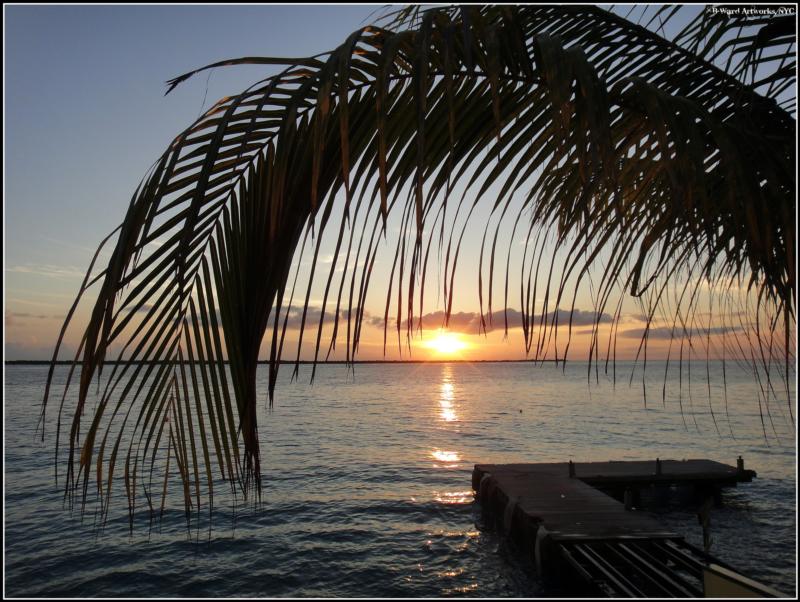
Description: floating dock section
xmin=473 ymin=459 xmax=785 ymax=597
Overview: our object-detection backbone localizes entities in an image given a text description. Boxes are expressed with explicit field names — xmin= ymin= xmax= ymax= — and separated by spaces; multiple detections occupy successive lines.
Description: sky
xmin=5 ymin=5 xmax=382 ymax=360
xmin=3 ymin=4 xmax=783 ymax=363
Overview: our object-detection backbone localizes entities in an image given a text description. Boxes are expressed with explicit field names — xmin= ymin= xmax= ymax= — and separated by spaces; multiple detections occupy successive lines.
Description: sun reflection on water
xmin=443 ymin=583 xmax=480 ymax=595
xmin=430 ymin=366 xmax=464 ymax=471
xmin=432 ymin=490 xmax=473 ymax=504
xmin=439 ymin=382 xmax=457 ymax=422
xmin=430 ymin=449 xmax=461 ymax=463
xmin=438 ymin=367 xmax=458 ymax=423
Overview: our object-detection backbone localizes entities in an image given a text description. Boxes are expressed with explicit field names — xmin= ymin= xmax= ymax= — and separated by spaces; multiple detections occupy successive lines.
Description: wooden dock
xmin=472 ymin=458 xmax=784 ymax=597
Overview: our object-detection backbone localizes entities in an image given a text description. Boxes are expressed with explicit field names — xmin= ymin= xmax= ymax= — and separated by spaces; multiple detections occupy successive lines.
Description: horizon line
xmin=4 ymin=358 xmax=744 ymax=365
xmin=5 ymin=358 xmax=561 ymax=365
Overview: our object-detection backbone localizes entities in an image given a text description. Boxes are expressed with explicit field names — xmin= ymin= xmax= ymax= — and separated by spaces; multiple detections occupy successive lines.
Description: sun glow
xmin=424 ymin=330 xmax=468 ymax=356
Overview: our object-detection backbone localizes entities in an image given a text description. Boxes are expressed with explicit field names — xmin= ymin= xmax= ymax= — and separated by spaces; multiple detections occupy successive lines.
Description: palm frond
xmin=42 ymin=5 xmax=796 ymax=534
xmin=669 ymin=5 xmax=796 ymax=104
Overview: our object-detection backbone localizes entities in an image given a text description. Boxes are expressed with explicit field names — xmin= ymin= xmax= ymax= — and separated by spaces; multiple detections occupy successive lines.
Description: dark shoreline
xmin=5 ymin=359 xmax=561 ymax=365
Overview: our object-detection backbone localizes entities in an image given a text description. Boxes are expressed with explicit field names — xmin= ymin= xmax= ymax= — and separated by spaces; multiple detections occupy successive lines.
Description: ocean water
xmin=4 ymin=361 xmax=796 ymax=597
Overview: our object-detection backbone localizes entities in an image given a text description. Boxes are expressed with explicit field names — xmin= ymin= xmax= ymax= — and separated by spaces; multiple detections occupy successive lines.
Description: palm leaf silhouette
xmin=41 ymin=5 xmax=795 ymax=533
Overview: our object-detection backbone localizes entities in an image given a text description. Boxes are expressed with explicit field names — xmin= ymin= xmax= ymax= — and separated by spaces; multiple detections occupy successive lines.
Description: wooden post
xmin=656 ymin=457 xmax=662 ymax=476
xmin=624 ymin=487 xmax=633 ymax=510
xmin=698 ymin=495 xmax=713 ymax=552
xmin=569 ymin=460 xmax=575 ymax=478
xmin=737 ymin=456 xmax=744 ymax=474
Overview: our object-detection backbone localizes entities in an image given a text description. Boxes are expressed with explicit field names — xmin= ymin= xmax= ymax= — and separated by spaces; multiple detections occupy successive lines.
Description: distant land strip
xmin=5 ymin=359 xmax=558 ymax=365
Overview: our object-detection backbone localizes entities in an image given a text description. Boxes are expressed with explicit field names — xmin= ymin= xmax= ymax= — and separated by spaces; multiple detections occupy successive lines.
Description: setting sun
xmin=424 ymin=330 xmax=468 ymax=356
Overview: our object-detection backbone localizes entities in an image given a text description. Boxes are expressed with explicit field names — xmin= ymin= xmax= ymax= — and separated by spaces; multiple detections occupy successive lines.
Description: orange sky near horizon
xmin=4 ymin=282 xmax=770 ymax=364
xmin=4 ymin=176 xmax=783 ymax=364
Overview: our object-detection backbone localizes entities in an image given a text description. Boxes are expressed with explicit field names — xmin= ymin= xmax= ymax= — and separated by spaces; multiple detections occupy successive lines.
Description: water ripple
xmin=5 ymin=362 xmax=796 ymax=596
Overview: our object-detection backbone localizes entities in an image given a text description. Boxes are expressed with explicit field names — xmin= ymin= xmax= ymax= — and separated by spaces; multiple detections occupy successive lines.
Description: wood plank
xmin=474 ymin=462 xmax=677 ymax=540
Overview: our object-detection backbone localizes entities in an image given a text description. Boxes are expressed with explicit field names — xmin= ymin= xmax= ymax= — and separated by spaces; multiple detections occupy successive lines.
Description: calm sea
xmin=4 ymin=362 xmax=797 ymax=597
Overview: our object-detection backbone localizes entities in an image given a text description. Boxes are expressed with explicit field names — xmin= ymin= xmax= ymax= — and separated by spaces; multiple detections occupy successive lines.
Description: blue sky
xmin=5 ymin=5 xmax=380 ymax=358
xmin=6 ymin=5 xmax=378 ymax=265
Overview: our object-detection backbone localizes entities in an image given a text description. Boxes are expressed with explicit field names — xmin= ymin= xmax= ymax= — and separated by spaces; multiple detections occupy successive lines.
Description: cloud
xmin=279 ymin=305 xmax=371 ymax=330
xmin=618 ymin=326 xmax=743 ymax=340
xmin=6 ymin=264 xmax=86 ymax=279
xmin=5 ymin=311 xmax=56 ymax=322
xmin=543 ymin=309 xmax=613 ymax=327
xmin=369 ymin=307 xmax=613 ymax=334
xmin=409 ymin=310 xmax=485 ymax=332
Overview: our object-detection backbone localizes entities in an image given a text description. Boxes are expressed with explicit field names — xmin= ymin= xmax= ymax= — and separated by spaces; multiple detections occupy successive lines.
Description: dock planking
xmin=472 ymin=459 xmax=772 ymax=597
xmin=474 ymin=462 xmax=679 ymax=541
xmin=565 ymin=458 xmax=755 ymax=487
xmin=473 ymin=459 xmax=755 ymax=541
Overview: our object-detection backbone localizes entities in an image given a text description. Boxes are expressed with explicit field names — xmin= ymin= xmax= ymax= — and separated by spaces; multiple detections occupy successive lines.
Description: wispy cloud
xmin=39 ymin=236 xmax=99 ymax=255
xmin=6 ymin=297 xmax=67 ymax=309
xmin=618 ymin=326 xmax=744 ymax=340
xmin=6 ymin=263 xmax=86 ymax=279
xmin=365 ymin=308 xmax=613 ymax=334
xmin=278 ymin=305 xmax=371 ymax=330
xmin=6 ymin=311 xmax=55 ymax=320
xmin=5 ymin=311 xmax=60 ymax=329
